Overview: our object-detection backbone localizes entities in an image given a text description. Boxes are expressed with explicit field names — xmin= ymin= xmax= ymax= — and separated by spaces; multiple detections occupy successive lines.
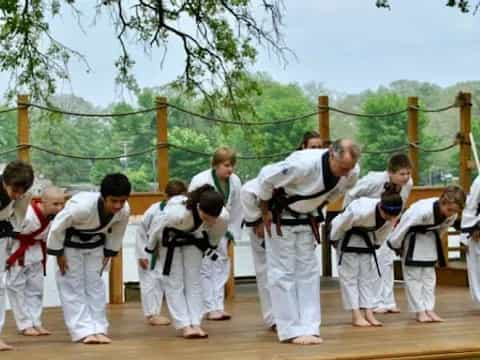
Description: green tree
xmin=0 ymin=0 xmax=287 ymax=114
xmin=356 ymin=91 xmax=434 ymax=183
xmin=0 ymin=107 xmax=18 ymax=163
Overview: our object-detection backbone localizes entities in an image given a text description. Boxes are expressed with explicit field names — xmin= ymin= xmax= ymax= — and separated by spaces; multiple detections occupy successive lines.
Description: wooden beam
xmin=319 ymin=96 xmax=332 ymax=276
xmin=225 ymin=240 xmax=235 ymax=300
xmin=318 ymin=96 xmax=330 ymax=147
xmin=156 ymin=97 xmax=169 ymax=192
xmin=17 ymin=94 xmax=30 ymax=162
xmin=408 ymin=97 xmax=419 ymax=185
xmin=109 ymin=250 xmax=124 ymax=304
xmin=459 ymin=92 xmax=472 ymax=192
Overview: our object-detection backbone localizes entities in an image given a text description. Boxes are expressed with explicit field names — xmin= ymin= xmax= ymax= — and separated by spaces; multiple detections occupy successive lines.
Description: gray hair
xmin=330 ymin=139 xmax=361 ymax=161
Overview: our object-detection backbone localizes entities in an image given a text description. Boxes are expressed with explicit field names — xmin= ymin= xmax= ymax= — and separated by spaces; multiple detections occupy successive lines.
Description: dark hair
xmin=100 ymin=173 xmax=132 ymax=198
xmin=3 ymin=160 xmax=34 ymax=191
xmin=440 ymin=185 xmax=466 ymax=210
xmin=186 ymin=184 xmax=224 ymax=217
xmin=379 ymin=182 xmax=403 ymax=216
xmin=388 ymin=153 xmax=412 ymax=173
xmin=297 ymin=131 xmax=322 ymax=150
xmin=165 ymin=179 xmax=187 ymax=198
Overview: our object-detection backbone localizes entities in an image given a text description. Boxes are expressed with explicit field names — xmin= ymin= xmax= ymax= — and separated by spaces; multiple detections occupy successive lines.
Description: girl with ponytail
xmin=145 ymin=184 xmax=229 ymax=339
xmin=330 ymin=183 xmax=403 ymax=327
xmin=343 ymin=153 xmax=413 ymax=314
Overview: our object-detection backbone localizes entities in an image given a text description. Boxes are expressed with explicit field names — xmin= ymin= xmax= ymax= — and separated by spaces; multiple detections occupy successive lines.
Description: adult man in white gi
xmin=255 ymin=139 xmax=360 ymax=344
xmin=47 ymin=173 xmax=131 ymax=344
xmin=240 ymin=177 xmax=275 ymax=329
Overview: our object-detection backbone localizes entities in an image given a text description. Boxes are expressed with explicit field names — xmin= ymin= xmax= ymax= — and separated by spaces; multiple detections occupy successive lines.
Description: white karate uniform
xmin=240 ymin=178 xmax=274 ymax=327
xmin=0 ymin=189 xmax=31 ymax=335
xmin=330 ymin=198 xmax=395 ymax=310
xmin=256 ymin=149 xmax=359 ymax=341
xmin=7 ymin=202 xmax=50 ymax=331
xmin=189 ymin=169 xmax=242 ymax=314
xmin=460 ymin=175 xmax=480 ymax=303
xmin=387 ymin=198 xmax=454 ymax=313
xmin=136 ymin=201 xmax=167 ymax=318
xmin=46 ymin=192 xmax=130 ymax=342
xmin=147 ymin=195 xmax=229 ymax=329
xmin=343 ymin=171 xmax=413 ymax=310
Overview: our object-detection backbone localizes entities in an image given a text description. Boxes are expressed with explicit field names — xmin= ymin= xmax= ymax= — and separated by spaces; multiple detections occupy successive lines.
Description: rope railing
xmin=4 ymin=137 xmax=460 ymax=161
xmin=0 ymin=107 xmax=20 ymax=115
xmin=7 ymin=97 xmax=462 ymax=125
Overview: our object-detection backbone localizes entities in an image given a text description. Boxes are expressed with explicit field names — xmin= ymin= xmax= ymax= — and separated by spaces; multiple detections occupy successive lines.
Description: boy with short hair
xmin=136 ymin=179 xmax=187 ymax=326
xmin=7 ymin=186 xmax=66 ymax=336
xmin=0 ymin=160 xmax=34 ymax=351
xmin=47 ymin=173 xmax=131 ymax=344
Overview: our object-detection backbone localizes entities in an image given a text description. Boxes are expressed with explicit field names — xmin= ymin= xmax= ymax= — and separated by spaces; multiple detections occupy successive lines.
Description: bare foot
xmin=22 ymin=327 xmax=40 ymax=336
xmin=182 ymin=326 xmax=197 ymax=339
xmin=373 ymin=308 xmax=388 ymax=314
xmin=81 ymin=335 xmax=100 ymax=344
xmin=352 ymin=310 xmax=371 ymax=327
xmin=365 ymin=311 xmax=383 ymax=327
xmin=290 ymin=335 xmax=323 ymax=345
xmin=353 ymin=318 xmax=372 ymax=327
xmin=0 ymin=339 xmax=13 ymax=351
xmin=95 ymin=333 xmax=112 ymax=344
xmin=191 ymin=325 xmax=208 ymax=338
xmin=416 ymin=311 xmax=432 ymax=323
xmin=206 ymin=310 xmax=230 ymax=320
xmin=426 ymin=310 xmax=444 ymax=322
xmin=148 ymin=315 xmax=171 ymax=326
xmin=387 ymin=307 xmax=401 ymax=313
xmin=34 ymin=326 xmax=52 ymax=335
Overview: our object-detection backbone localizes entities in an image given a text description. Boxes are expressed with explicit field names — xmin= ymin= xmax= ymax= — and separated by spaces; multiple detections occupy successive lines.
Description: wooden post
xmin=109 ymin=251 xmax=124 ymax=304
xmin=156 ymin=97 xmax=169 ymax=192
xmin=407 ymin=97 xmax=419 ymax=185
xmin=318 ymin=96 xmax=332 ymax=277
xmin=459 ymin=92 xmax=472 ymax=192
xmin=17 ymin=95 xmax=30 ymax=162
xmin=225 ymin=241 xmax=235 ymax=300
xmin=319 ymin=96 xmax=330 ymax=147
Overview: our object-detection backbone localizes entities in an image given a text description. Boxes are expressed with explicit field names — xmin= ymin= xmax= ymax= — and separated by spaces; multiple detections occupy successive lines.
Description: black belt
xmin=0 ymin=220 xmax=17 ymax=239
xmin=161 ymin=227 xmax=216 ymax=276
xmin=242 ymin=218 xmax=262 ymax=227
xmin=64 ymin=228 xmax=106 ymax=249
xmin=338 ymin=227 xmax=381 ymax=277
xmin=404 ymin=226 xmax=446 ymax=267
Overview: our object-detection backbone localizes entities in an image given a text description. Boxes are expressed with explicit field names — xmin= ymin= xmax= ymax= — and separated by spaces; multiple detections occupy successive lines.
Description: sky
xmin=1 ymin=0 xmax=480 ymax=106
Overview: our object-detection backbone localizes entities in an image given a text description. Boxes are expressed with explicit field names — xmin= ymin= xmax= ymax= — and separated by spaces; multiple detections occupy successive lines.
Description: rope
xmin=167 ymin=103 xmax=318 ymax=126
xmin=329 ymin=106 xmax=409 ymax=118
xmin=410 ymin=104 xmax=458 ymax=113
xmin=361 ymin=144 xmax=410 ymax=154
xmin=11 ymin=143 xmax=293 ymax=161
xmin=21 ymin=103 xmax=161 ymax=118
xmin=13 ymin=100 xmax=460 ymax=125
xmin=26 ymin=144 xmax=166 ymax=160
xmin=409 ymin=141 xmax=458 ymax=153
xmin=0 ymin=107 xmax=19 ymax=115
xmin=2 ymin=137 xmax=460 ymax=161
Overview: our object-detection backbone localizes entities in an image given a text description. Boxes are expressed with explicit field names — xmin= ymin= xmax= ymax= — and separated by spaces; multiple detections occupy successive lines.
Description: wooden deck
xmin=3 ymin=282 xmax=480 ymax=360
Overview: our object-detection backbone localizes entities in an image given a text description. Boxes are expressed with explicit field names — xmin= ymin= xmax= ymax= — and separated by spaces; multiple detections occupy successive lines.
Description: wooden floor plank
xmin=2 ymin=283 xmax=480 ymax=360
